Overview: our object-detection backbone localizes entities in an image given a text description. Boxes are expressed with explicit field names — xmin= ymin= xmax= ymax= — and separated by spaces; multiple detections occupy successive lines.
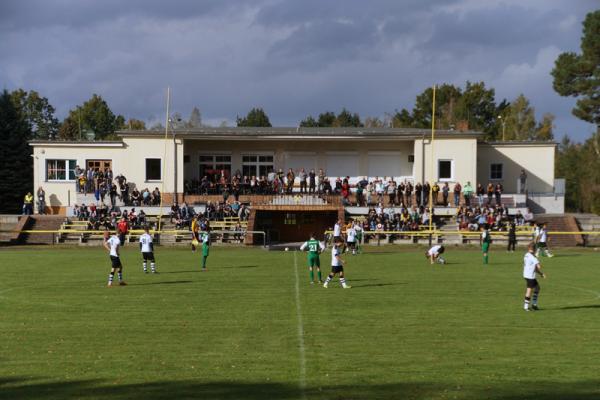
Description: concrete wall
xmin=527 ymin=194 xmax=565 ymax=214
xmin=477 ymin=143 xmax=555 ymax=193
xmin=413 ymin=137 xmax=478 ymax=185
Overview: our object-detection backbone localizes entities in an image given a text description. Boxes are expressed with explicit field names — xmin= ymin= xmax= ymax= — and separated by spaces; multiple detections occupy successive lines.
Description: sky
xmin=0 ymin=0 xmax=597 ymax=141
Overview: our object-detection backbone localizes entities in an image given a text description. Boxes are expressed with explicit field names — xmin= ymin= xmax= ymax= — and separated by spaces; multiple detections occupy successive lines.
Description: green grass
xmin=1 ymin=245 xmax=599 ymax=400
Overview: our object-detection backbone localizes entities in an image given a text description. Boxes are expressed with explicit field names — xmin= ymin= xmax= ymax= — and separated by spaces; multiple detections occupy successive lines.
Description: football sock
xmin=532 ymin=291 xmax=539 ymax=305
xmin=143 ymin=262 xmax=147 ymax=272
xmin=483 ymin=255 xmax=488 ymax=264
xmin=309 ymin=269 xmax=314 ymax=282
xmin=318 ymin=271 xmax=322 ymax=282
xmin=340 ymin=278 xmax=347 ymax=287
xmin=202 ymin=256 xmax=207 ymax=269
xmin=524 ymin=296 xmax=531 ymax=310
xmin=108 ymin=272 xmax=114 ymax=285
xmin=324 ymin=275 xmax=333 ymax=285
xmin=117 ymin=272 xmax=123 ymax=282
xmin=151 ymin=262 xmax=156 ymax=272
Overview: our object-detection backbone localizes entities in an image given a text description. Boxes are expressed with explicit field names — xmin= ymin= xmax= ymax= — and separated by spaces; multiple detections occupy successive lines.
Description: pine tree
xmin=0 ymin=90 xmax=33 ymax=213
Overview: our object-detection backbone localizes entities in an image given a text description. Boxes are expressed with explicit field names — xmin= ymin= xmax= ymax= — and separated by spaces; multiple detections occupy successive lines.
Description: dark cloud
xmin=0 ymin=0 xmax=597 ymax=140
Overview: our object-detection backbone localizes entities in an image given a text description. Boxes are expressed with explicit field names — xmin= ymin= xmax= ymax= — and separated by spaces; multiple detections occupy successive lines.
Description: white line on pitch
xmin=293 ymin=250 xmax=307 ymax=398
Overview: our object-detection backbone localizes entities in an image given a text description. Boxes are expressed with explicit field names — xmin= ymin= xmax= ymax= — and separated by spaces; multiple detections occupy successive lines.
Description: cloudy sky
xmin=0 ymin=0 xmax=597 ymax=141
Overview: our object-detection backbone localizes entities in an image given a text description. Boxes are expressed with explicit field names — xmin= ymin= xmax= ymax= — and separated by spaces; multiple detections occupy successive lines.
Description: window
xmin=86 ymin=159 xmax=111 ymax=172
xmin=145 ymin=158 xmax=162 ymax=181
xmin=242 ymin=154 xmax=273 ymax=178
xmin=46 ymin=159 xmax=77 ymax=181
xmin=284 ymin=213 xmax=296 ymax=225
xmin=437 ymin=160 xmax=453 ymax=181
xmin=408 ymin=155 xmax=415 ymax=163
xmin=490 ymin=163 xmax=503 ymax=180
xmin=199 ymin=154 xmax=231 ymax=181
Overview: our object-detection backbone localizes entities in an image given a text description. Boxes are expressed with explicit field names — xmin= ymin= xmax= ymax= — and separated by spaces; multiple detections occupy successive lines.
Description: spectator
xmin=486 ymin=183 xmax=494 ymax=205
xmin=37 ymin=187 xmax=46 ymax=215
xmin=308 ymin=169 xmax=316 ymax=194
xmin=152 ymin=187 xmax=161 ymax=205
xmin=286 ymin=168 xmax=295 ymax=194
xmin=298 ymin=168 xmax=307 ymax=193
xmin=23 ymin=192 xmax=34 ymax=215
xmin=431 ymin=182 xmax=440 ymax=206
xmin=422 ymin=181 xmax=430 ymax=207
xmin=453 ymin=182 xmax=462 ymax=206
xmin=476 ymin=183 xmax=485 ymax=206
xmin=519 ymin=169 xmax=528 ymax=193
xmin=405 ymin=181 xmax=413 ymax=206
xmin=131 ymin=188 xmax=141 ymax=206
xmin=463 ymin=181 xmax=474 ymax=207
xmin=415 ymin=182 xmax=422 ymax=206
xmin=442 ymin=182 xmax=449 ymax=206
xmin=318 ymin=169 xmax=325 ymax=194
xmin=495 ymin=183 xmax=503 ymax=206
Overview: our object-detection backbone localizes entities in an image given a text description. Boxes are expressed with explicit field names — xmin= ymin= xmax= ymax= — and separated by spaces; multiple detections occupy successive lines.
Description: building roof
xmin=117 ymin=127 xmax=484 ymax=140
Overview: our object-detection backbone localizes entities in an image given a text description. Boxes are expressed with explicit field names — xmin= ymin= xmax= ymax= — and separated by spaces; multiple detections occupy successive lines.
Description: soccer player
xmin=523 ymin=242 xmax=546 ymax=311
xmin=333 ymin=218 xmax=343 ymax=244
xmin=323 ymin=239 xmax=351 ymax=289
xmin=532 ymin=222 xmax=540 ymax=256
xmin=299 ymin=233 xmax=326 ymax=284
xmin=191 ymin=215 xmax=200 ymax=252
xmin=139 ymin=226 xmax=157 ymax=273
xmin=104 ymin=230 xmax=126 ymax=287
xmin=200 ymin=230 xmax=210 ymax=271
xmin=426 ymin=244 xmax=445 ymax=265
xmin=346 ymin=223 xmax=357 ymax=255
xmin=536 ymin=223 xmax=554 ymax=257
xmin=354 ymin=221 xmax=363 ymax=254
xmin=481 ymin=225 xmax=491 ymax=265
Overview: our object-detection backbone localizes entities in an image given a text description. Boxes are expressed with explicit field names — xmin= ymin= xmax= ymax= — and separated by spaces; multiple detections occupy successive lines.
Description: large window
xmin=199 ymin=154 xmax=231 ymax=181
xmin=490 ymin=163 xmax=503 ymax=180
xmin=46 ymin=159 xmax=77 ymax=181
xmin=145 ymin=158 xmax=162 ymax=181
xmin=437 ymin=160 xmax=454 ymax=181
xmin=242 ymin=154 xmax=273 ymax=178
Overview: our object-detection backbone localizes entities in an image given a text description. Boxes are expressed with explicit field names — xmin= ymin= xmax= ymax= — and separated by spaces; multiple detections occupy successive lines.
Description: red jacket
xmin=117 ymin=220 xmax=129 ymax=234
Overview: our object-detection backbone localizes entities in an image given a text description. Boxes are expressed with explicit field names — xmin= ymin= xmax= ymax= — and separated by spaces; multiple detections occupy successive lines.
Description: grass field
xmin=1 ymin=244 xmax=599 ymax=400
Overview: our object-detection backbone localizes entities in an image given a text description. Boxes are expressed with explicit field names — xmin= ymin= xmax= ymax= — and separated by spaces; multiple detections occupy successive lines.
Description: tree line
xmin=0 ymin=10 xmax=598 ymax=213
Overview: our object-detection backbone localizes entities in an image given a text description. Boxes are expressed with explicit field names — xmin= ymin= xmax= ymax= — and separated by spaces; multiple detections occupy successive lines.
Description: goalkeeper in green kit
xmin=299 ymin=233 xmax=326 ymax=284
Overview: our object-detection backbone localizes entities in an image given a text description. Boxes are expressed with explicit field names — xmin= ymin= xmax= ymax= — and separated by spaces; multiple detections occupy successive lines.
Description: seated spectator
xmin=130 ymin=188 xmax=141 ymax=206
xmin=170 ymin=203 xmax=180 ymax=223
xmin=152 ymin=187 xmax=161 ymax=205
xmin=142 ymin=188 xmax=151 ymax=205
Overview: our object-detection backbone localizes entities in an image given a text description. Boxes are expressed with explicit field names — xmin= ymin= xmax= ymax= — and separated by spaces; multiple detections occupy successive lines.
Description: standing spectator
xmin=519 ymin=169 xmax=528 ymax=194
xmin=317 ymin=169 xmax=325 ymax=194
xmin=388 ymin=178 xmax=397 ymax=206
xmin=463 ymin=181 xmax=474 ymax=207
xmin=422 ymin=181 xmax=431 ymax=207
xmin=355 ymin=181 xmax=364 ymax=206
xmin=286 ymin=168 xmax=295 ymax=194
xmin=86 ymin=167 xmax=94 ymax=193
xmin=405 ymin=181 xmax=413 ymax=206
xmin=453 ymin=182 xmax=462 ymax=206
xmin=308 ymin=169 xmax=316 ymax=194
xmin=495 ymin=183 xmax=503 ymax=206
xmin=375 ymin=177 xmax=384 ymax=204
xmin=117 ymin=217 xmax=129 ymax=245
xmin=476 ymin=183 xmax=485 ymax=206
xmin=431 ymin=182 xmax=440 ymax=206
xmin=507 ymin=221 xmax=517 ymax=252
xmin=298 ymin=168 xmax=307 ymax=194
xmin=486 ymin=183 xmax=494 ymax=205
xmin=109 ymin=183 xmax=118 ymax=206
xmin=36 ymin=187 xmax=46 ymax=215
xmin=341 ymin=178 xmax=351 ymax=205
xmin=415 ymin=182 xmax=423 ymax=206
xmin=397 ymin=181 xmax=405 ymax=206
xmin=23 ymin=192 xmax=34 ymax=215
xmin=442 ymin=182 xmax=449 ymax=206
xmin=75 ymin=165 xmax=83 ymax=192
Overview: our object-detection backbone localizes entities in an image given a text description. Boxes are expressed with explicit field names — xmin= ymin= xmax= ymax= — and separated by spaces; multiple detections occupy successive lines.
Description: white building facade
xmin=30 ymin=127 xmax=562 ymax=214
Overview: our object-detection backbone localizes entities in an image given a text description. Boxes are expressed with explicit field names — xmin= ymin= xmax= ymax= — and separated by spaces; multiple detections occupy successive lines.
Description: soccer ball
xmin=438 ymin=257 xmax=446 ymax=264
xmin=285 ymin=247 xmax=289 ymax=251
xmin=192 ymin=239 xmax=199 ymax=247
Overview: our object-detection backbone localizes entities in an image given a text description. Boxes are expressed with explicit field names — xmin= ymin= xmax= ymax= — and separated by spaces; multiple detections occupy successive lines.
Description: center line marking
xmin=293 ymin=250 xmax=307 ymax=398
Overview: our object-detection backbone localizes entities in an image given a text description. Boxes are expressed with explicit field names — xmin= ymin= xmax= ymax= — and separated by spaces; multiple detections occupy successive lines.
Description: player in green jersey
xmin=299 ymin=233 xmax=326 ymax=284
xmin=200 ymin=230 xmax=210 ymax=271
xmin=481 ymin=224 xmax=492 ymax=265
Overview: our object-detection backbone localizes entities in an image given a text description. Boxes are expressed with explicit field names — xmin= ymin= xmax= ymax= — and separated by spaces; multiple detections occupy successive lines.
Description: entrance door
xmin=87 ymin=160 xmax=112 ymax=172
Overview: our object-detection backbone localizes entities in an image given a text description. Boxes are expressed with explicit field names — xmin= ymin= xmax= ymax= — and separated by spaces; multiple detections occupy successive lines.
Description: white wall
xmin=477 ymin=144 xmax=555 ymax=193
xmin=413 ymin=138 xmax=478 ymax=185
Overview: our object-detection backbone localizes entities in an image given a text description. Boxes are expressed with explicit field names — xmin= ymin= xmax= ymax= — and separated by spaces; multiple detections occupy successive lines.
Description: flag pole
xmin=157 ymin=86 xmax=170 ymax=232
xmin=429 ymin=85 xmax=436 ymax=236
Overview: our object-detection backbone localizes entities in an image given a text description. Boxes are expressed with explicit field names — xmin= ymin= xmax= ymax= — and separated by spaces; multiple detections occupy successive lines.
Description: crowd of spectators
xmin=72 ymin=203 xmax=149 ymax=231
xmin=74 ymin=166 xmax=161 ymax=207
xmin=168 ymin=200 xmax=251 ymax=229
xmin=456 ymin=205 xmax=534 ymax=232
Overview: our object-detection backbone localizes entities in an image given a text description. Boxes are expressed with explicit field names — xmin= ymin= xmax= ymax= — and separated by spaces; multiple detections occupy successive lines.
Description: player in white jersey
xmin=353 ymin=221 xmax=363 ymax=254
xmin=426 ymin=244 xmax=446 ymax=264
xmin=532 ymin=223 xmax=541 ymax=256
xmin=139 ymin=226 xmax=157 ymax=273
xmin=346 ymin=224 xmax=357 ymax=255
xmin=333 ymin=219 xmax=343 ymax=243
xmin=536 ymin=223 xmax=553 ymax=257
xmin=103 ymin=230 xmax=126 ymax=287
xmin=522 ymin=242 xmax=546 ymax=311
xmin=323 ymin=238 xmax=351 ymax=289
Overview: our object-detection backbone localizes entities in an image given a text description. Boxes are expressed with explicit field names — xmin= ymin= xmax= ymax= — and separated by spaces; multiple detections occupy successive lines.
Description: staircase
xmin=539 ymin=215 xmax=583 ymax=247
xmin=20 ymin=216 xmax=64 ymax=245
xmin=0 ymin=215 xmax=21 ymax=244
xmin=573 ymin=213 xmax=600 ymax=247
